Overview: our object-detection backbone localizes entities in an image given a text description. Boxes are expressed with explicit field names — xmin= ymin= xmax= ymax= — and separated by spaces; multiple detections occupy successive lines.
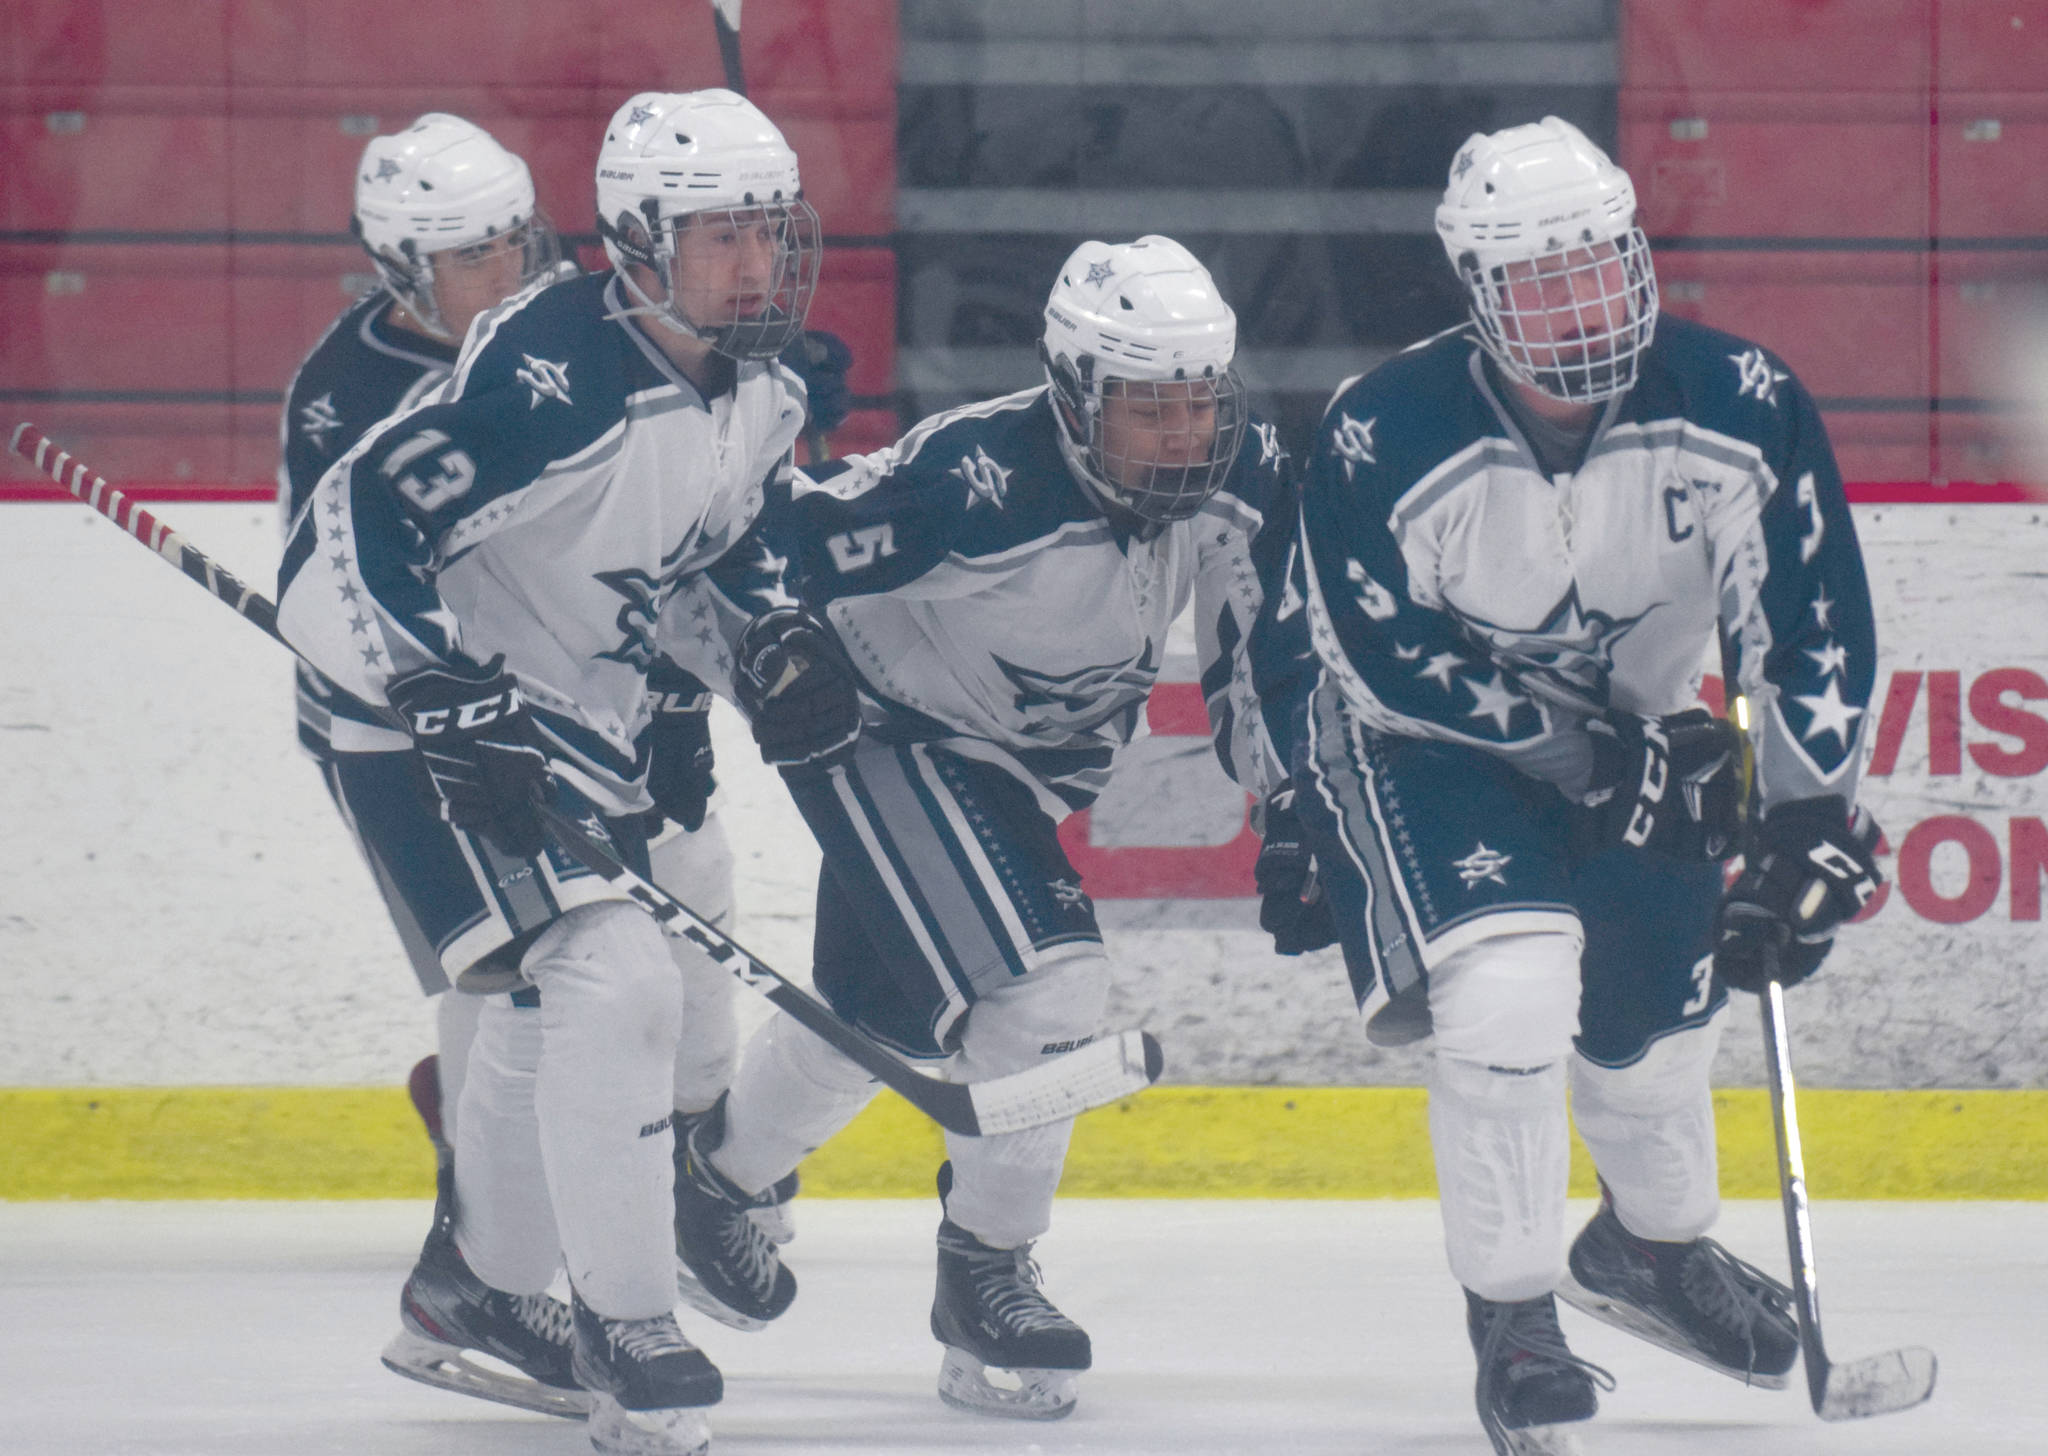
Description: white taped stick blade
xmin=966 ymin=1029 xmax=1164 ymax=1136
xmin=1818 ymin=1346 xmax=1938 ymax=1421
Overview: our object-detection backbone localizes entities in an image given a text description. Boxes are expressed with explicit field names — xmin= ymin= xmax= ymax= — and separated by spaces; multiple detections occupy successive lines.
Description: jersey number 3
xmin=382 ymin=428 xmax=478 ymax=514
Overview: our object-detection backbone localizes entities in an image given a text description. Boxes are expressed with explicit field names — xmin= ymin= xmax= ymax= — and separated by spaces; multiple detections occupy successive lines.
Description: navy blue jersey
xmin=763 ymin=387 xmax=1297 ymax=812
xmin=1268 ymin=316 xmax=1877 ymax=812
xmin=277 ymin=271 xmax=805 ymax=814
xmin=277 ymin=290 xmax=457 ymax=755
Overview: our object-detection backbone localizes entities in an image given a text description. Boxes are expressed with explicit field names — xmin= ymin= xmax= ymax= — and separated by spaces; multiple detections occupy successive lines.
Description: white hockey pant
xmin=1426 ymin=929 xmax=1583 ymax=1303
xmin=941 ymin=947 xmax=1111 ymax=1250
xmin=453 ymin=901 xmax=683 ymax=1319
xmin=1570 ymin=1008 xmax=1727 ymax=1243
xmin=649 ymin=815 xmax=739 ymax=1115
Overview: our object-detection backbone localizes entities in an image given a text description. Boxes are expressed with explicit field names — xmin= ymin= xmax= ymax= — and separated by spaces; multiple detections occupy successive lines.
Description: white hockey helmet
xmin=1040 ymin=235 xmax=1249 ymax=527
xmin=1436 ymin=116 xmax=1658 ymax=404
xmin=352 ymin=113 xmax=561 ymax=341
xmin=595 ymin=89 xmax=821 ymax=359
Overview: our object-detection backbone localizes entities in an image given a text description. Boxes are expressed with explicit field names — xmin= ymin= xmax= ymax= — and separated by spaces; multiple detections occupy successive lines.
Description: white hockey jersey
xmin=762 ymin=388 xmax=1296 ymax=813
xmin=276 ymin=271 xmax=805 ymax=813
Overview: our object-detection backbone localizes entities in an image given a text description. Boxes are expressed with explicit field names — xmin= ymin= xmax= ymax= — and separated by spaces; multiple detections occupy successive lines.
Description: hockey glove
xmin=732 ymin=607 xmax=863 ymax=769
xmin=642 ymin=666 xmax=716 ymax=834
xmin=1583 ymin=708 xmax=1744 ymax=862
xmin=1255 ymin=784 xmax=1338 ymax=955
xmin=1714 ymin=795 xmax=1883 ymax=993
xmin=387 ymin=655 xmax=553 ymax=859
xmin=780 ymin=330 xmax=854 ymax=434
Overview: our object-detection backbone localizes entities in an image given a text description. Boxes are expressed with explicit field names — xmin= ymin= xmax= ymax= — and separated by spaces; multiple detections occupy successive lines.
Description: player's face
xmin=671 ymin=207 xmax=785 ymax=331
xmin=428 ymin=229 xmax=534 ymax=340
xmin=1494 ymin=241 xmax=1633 ymax=368
xmin=1099 ymin=378 xmax=1222 ymax=493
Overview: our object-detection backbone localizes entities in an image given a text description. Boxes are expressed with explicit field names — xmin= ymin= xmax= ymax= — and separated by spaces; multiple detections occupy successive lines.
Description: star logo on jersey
xmin=1791 ymin=678 xmax=1864 ymax=752
xmin=1460 ymin=583 xmax=1652 ymax=708
xmin=374 ymin=158 xmax=402 ymax=182
xmin=1049 ymin=877 xmax=1094 ymax=914
xmin=1452 ymin=842 xmax=1512 ymax=889
xmin=516 ymin=354 xmax=573 ymax=409
xmin=750 ymin=541 xmax=799 ymax=610
xmin=298 ymin=392 xmax=344 ymax=450
xmin=1730 ymin=348 xmax=1789 ymax=406
xmin=1252 ymin=419 xmax=1285 ymax=467
xmin=1331 ymin=413 xmax=1376 ymax=480
xmin=951 ymin=444 xmax=1011 ymax=511
xmin=1085 ymin=259 xmax=1116 ymax=287
xmin=1461 ymin=672 xmax=1529 ymax=736
xmin=1805 ymin=638 xmax=1849 ymax=680
xmin=592 ymin=567 xmax=669 ymax=671
xmin=993 ymin=640 xmax=1157 ymax=739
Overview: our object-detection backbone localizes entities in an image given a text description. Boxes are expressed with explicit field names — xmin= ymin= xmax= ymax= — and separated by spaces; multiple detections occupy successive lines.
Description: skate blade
xmin=380 ymin=1328 xmax=590 ymax=1419
xmin=1496 ymin=1423 xmax=1584 ymax=1455
xmin=586 ymin=1392 xmax=711 ymax=1456
xmin=936 ymin=1345 xmax=1079 ymax=1420
xmin=1557 ymin=1274 xmax=1791 ymax=1391
xmin=1817 ymin=1345 xmax=1937 ymax=1421
xmin=675 ymin=1263 xmax=769 ymax=1332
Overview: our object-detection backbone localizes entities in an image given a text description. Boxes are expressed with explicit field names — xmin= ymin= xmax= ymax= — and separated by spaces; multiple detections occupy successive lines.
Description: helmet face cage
xmin=603 ymin=197 xmax=820 ymax=360
xmin=365 ymin=210 xmax=563 ymax=341
xmin=1460 ymin=226 xmax=1658 ymax=404
xmin=1050 ymin=353 xmax=1250 ymax=526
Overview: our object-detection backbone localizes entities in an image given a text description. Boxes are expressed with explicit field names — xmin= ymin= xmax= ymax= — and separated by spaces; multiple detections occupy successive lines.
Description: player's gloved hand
xmin=732 ymin=607 xmax=862 ymax=769
xmin=387 ymin=654 xmax=552 ymax=859
xmin=1715 ymin=795 xmax=1883 ymax=993
xmin=1583 ymin=707 xmax=1744 ymax=861
xmin=1255 ymin=783 xmax=1337 ymax=955
xmin=779 ymin=330 xmax=853 ymax=433
xmin=642 ymin=669 xmax=716 ymax=834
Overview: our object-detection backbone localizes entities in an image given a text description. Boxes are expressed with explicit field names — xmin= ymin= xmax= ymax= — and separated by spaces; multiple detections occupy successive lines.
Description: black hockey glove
xmin=780 ymin=329 xmax=854 ymax=434
xmin=387 ymin=655 xmax=552 ymax=859
xmin=641 ymin=668 xmax=716 ymax=834
xmin=732 ymin=607 xmax=863 ymax=769
xmin=1583 ymin=708 xmax=1744 ymax=862
xmin=1255 ymin=784 xmax=1338 ymax=955
xmin=1715 ymin=795 xmax=1883 ymax=993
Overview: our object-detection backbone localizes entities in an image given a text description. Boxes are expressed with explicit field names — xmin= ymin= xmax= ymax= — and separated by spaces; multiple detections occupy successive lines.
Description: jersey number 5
xmin=381 ymin=428 xmax=478 ymax=514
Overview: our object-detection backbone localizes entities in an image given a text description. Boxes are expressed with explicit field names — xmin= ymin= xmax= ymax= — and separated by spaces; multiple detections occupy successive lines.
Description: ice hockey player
xmin=1251 ymin=116 xmax=1884 ymax=1454
xmin=665 ymin=234 xmax=1296 ymax=1421
xmin=276 ymin=89 xmax=828 ymax=1456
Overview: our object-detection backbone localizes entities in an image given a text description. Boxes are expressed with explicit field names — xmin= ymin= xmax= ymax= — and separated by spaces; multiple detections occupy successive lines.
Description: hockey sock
xmin=1570 ymin=1010 xmax=1725 ymax=1242
xmin=649 ymin=817 xmax=739 ymax=1115
xmin=710 ymin=1008 xmax=881 ymax=1195
xmin=1429 ymin=1054 xmax=1571 ymax=1302
xmin=524 ymin=903 xmax=684 ymax=1319
xmin=433 ymin=987 xmax=484 ymax=1151
xmin=453 ymin=995 xmax=561 ymax=1295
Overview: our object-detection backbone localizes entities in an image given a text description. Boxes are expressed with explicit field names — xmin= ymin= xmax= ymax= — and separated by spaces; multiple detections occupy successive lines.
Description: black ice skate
xmin=676 ymin=1102 xmax=801 ymax=1246
xmin=1466 ymin=1289 xmax=1612 ymax=1456
xmin=930 ymin=1165 xmax=1092 ymax=1420
xmin=570 ymin=1289 xmax=721 ymax=1456
xmin=1558 ymin=1194 xmax=1800 ymax=1388
xmin=380 ymin=1163 xmax=590 ymax=1419
xmin=671 ymin=1094 xmax=797 ymax=1331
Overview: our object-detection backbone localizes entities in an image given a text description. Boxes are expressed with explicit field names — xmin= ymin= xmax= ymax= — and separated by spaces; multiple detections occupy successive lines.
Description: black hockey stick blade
xmin=9 ymin=420 xmax=1165 ymax=1139
xmin=1761 ymin=974 xmax=1937 ymax=1420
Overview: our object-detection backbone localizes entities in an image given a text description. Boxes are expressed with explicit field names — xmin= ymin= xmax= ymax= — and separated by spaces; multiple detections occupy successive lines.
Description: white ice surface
xmin=1 ymin=1198 xmax=2036 ymax=1455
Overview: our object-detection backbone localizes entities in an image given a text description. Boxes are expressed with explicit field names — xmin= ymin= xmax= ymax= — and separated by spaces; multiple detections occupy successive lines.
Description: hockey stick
xmin=1722 ymin=687 xmax=1936 ymax=1418
xmin=9 ymin=421 xmax=1162 ymax=1136
xmin=701 ymin=0 xmax=834 ymax=467
xmin=1759 ymin=943 xmax=1936 ymax=1419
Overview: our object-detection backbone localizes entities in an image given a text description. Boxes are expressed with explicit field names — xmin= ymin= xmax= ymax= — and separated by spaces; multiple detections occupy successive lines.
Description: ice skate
xmin=675 ymin=1104 xmax=800 ymax=1246
xmin=1558 ymin=1194 xmax=1799 ymax=1388
xmin=1466 ymin=1289 xmax=1611 ymax=1456
xmin=570 ymin=1290 xmax=721 ymax=1456
xmin=671 ymin=1095 xmax=797 ymax=1331
xmin=380 ymin=1163 xmax=589 ymax=1418
xmin=929 ymin=1188 xmax=1091 ymax=1420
